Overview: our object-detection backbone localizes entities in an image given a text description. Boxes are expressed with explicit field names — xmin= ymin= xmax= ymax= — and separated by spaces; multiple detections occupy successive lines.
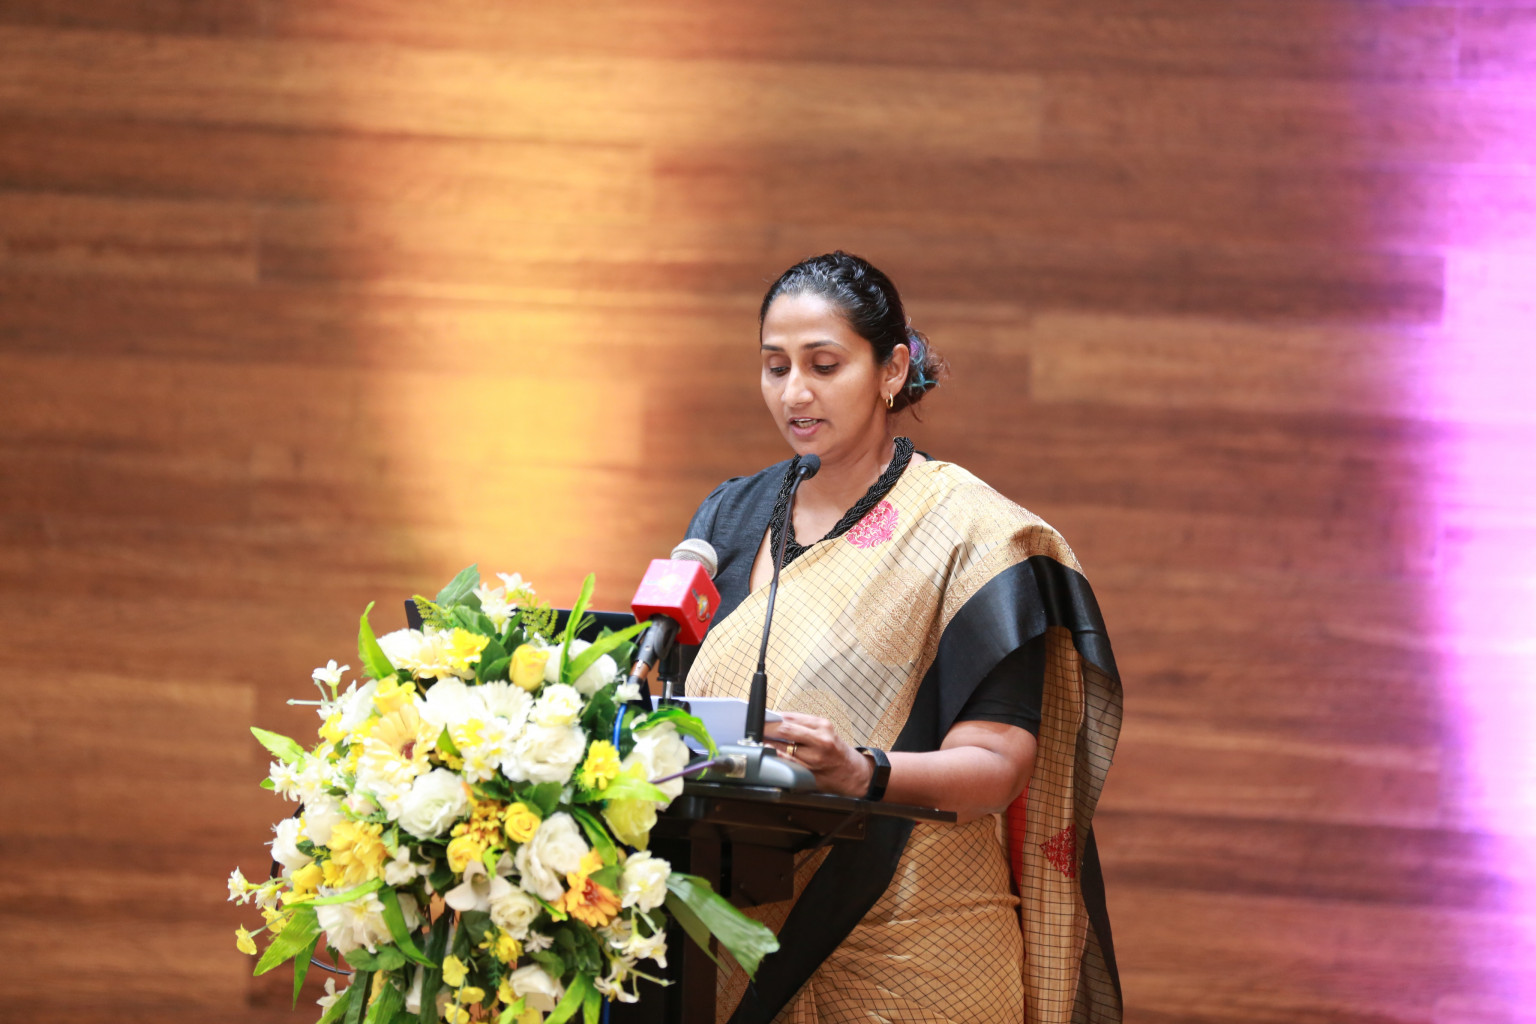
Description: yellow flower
xmin=480 ymin=928 xmax=522 ymax=964
xmin=603 ymin=797 xmax=657 ymax=851
xmin=235 ymin=926 xmax=257 ymax=955
xmin=371 ymin=676 xmax=415 ymax=716
xmin=497 ymin=978 xmax=516 ymax=1005
xmin=446 ymin=628 xmax=491 ymax=674
xmin=288 ymin=862 xmax=323 ymax=901
xmin=502 ymin=802 xmax=541 ymax=844
xmin=261 ymin=905 xmax=290 ymax=935
xmin=442 ymin=954 xmax=468 ymax=988
xmin=509 ymin=644 xmax=549 ymax=691
xmin=319 ymin=712 xmax=346 ymax=745
xmin=326 ymin=820 xmax=389 ymax=887
xmin=458 ymin=986 xmax=486 ymax=1006
xmin=442 ymin=1006 xmax=471 ymax=1024
xmin=446 ymin=833 xmax=484 ymax=875
xmin=518 ymin=1010 xmax=541 ymax=1024
xmin=578 ymin=740 xmax=622 ymax=792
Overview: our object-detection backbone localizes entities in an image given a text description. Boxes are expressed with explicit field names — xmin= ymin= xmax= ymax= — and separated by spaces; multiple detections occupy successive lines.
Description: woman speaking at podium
xmin=682 ymin=252 xmax=1122 ymax=1024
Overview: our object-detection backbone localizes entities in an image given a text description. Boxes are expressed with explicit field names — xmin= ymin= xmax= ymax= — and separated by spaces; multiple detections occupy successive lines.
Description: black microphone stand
xmin=706 ymin=456 xmax=820 ymax=791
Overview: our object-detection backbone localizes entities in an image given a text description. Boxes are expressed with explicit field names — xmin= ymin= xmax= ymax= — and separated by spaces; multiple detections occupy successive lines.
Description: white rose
xmin=316 ymin=890 xmax=389 ymax=954
xmin=532 ymin=683 xmax=583 ymax=727
xmin=302 ymin=795 xmax=346 ymax=847
xmin=512 ymin=723 xmax=585 ymax=785
xmin=478 ymin=681 xmax=533 ymax=733
xmin=417 ymin=679 xmax=486 ymax=733
xmin=514 ymin=812 xmax=588 ymax=902
xmin=271 ymin=817 xmax=312 ymax=872
xmin=625 ymin=723 xmax=691 ymax=800
xmin=544 ymin=639 xmax=620 ymax=696
xmin=618 ymin=851 xmax=671 ymax=912
xmin=397 ymin=768 xmax=470 ymax=839
xmin=508 ymin=965 xmax=565 ymax=1013
xmin=377 ymin=628 xmax=429 ymax=672
xmin=489 ymin=888 xmax=542 ymax=940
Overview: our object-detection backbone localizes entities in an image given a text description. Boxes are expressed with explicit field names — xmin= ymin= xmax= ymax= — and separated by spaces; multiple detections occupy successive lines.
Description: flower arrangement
xmin=229 ymin=567 xmax=776 ymax=1023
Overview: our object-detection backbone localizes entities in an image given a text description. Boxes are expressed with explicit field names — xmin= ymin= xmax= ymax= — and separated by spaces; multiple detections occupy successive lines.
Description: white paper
xmin=678 ymin=697 xmax=781 ymax=750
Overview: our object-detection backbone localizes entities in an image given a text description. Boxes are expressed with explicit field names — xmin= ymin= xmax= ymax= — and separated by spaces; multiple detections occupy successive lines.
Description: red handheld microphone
xmin=625 ymin=540 xmax=720 ymax=697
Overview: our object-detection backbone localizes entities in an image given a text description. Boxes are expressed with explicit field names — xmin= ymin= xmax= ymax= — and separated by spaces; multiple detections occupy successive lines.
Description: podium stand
xmin=610 ymin=780 xmax=956 ymax=1023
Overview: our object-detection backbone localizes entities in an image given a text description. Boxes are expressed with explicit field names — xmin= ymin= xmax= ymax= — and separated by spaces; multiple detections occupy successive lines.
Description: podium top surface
xmin=678 ymin=780 xmax=956 ymax=824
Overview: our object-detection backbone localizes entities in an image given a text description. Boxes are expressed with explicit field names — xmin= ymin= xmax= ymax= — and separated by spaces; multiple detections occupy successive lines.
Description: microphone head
xmin=797 ymin=454 xmax=822 ymax=480
xmin=670 ymin=537 xmax=719 ymax=579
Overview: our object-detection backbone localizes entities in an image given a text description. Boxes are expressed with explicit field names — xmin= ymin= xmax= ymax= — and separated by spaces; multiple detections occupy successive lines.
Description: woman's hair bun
xmin=761 ymin=251 xmax=947 ymax=414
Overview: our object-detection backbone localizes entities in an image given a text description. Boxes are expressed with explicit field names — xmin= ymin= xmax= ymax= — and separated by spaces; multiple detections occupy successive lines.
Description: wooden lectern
xmin=610 ymin=781 xmax=955 ymax=1023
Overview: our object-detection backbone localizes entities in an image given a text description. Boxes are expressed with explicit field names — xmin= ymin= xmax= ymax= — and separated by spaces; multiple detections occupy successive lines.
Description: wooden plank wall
xmin=2 ymin=3 xmax=1532 ymax=1022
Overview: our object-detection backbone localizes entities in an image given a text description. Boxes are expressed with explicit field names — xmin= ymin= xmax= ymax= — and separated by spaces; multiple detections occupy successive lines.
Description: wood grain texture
xmin=2 ymin=3 xmax=1532 ymax=1022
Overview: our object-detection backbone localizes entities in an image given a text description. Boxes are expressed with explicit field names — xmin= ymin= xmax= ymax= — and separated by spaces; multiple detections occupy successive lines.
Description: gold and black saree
xmin=684 ymin=457 xmax=1123 ymax=1024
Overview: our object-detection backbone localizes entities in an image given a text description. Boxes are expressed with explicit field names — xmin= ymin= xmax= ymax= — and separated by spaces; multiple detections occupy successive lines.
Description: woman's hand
xmin=763 ymin=711 xmax=873 ymax=798
xmin=765 ymin=713 xmax=1037 ymax=821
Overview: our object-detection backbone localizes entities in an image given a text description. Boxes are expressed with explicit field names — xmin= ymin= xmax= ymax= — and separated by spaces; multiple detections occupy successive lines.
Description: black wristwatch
xmin=855 ymin=746 xmax=891 ymax=802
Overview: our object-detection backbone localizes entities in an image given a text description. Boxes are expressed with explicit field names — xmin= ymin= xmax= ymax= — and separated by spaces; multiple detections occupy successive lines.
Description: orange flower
xmin=558 ymin=850 xmax=620 ymax=928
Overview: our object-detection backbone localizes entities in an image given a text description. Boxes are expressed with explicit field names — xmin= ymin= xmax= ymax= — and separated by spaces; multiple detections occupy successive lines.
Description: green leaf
xmin=459 ymin=910 xmax=492 ymax=950
xmin=666 ymin=873 xmax=779 ymax=978
xmin=565 ymin=620 xmax=648 ymax=684
xmin=635 ymin=707 xmax=718 ymax=758
xmin=255 ymin=905 xmax=321 ymax=976
xmin=583 ymin=983 xmax=602 ymax=1024
xmin=592 ymin=770 xmax=668 ymax=806
xmin=358 ymin=602 xmax=397 ymax=681
xmin=378 ymin=887 xmax=435 ymax=967
xmin=567 ymin=807 xmax=617 ymax=866
xmin=316 ymin=982 xmax=352 ymax=1024
xmin=416 ymin=913 xmax=453 ymax=1024
xmin=306 ymin=878 xmax=384 ymax=906
xmin=363 ymin=975 xmax=405 ymax=1024
xmin=496 ymin=997 xmax=527 ymax=1024
xmin=530 ymin=949 xmax=567 ymax=980
xmin=544 ymin=972 xmax=594 ymax=1024
xmin=260 ymin=777 xmax=276 ymax=791
xmin=250 ymin=726 xmax=305 ymax=765
xmin=519 ymin=781 xmax=562 ymax=818
xmin=478 ymin=653 xmax=511 ymax=684
xmin=436 ymin=726 xmax=462 ymax=760
xmin=436 ymin=565 xmax=480 ymax=608
xmin=663 ymin=888 xmax=721 ymax=971
xmin=343 ymin=945 xmax=407 ymax=972
xmin=343 ymin=970 xmax=372 ymax=1024
xmin=559 ymin=575 xmax=596 ymax=682
xmin=291 ymin=932 xmax=321 ymax=1008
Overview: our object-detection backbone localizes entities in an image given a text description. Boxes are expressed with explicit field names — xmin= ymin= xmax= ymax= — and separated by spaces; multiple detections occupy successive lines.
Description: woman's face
xmin=760 ymin=292 xmax=908 ymax=464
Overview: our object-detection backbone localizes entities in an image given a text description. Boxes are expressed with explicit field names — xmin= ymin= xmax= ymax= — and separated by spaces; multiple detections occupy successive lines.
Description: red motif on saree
xmin=846 ymin=500 xmax=897 ymax=548
xmin=1040 ymin=825 xmax=1078 ymax=879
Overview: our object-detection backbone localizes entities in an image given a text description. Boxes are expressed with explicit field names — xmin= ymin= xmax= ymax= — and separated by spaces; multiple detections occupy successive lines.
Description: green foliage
xmin=592 ymin=771 xmax=668 ymax=806
xmin=255 ymin=904 xmax=322 ymax=976
xmin=436 ymin=565 xmax=481 ymax=608
xmin=558 ymin=575 xmax=597 ymax=683
xmin=518 ymin=781 xmax=562 ymax=818
xmin=565 ymin=621 xmax=648 ymax=685
xmin=251 ymin=726 xmax=305 ymax=765
xmin=412 ymin=596 xmax=454 ymax=632
xmin=343 ymin=945 xmax=408 ymax=972
xmin=568 ymin=807 xmax=617 ymax=866
xmin=379 ymin=887 xmax=435 ymax=967
xmin=292 ymin=932 xmax=321 ymax=1008
xmin=475 ymin=636 xmax=509 ymax=682
xmin=544 ymin=970 xmax=598 ymax=1024
xmin=363 ymin=977 xmax=405 ymax=1024
xmin=343 ymin=970 xmax=372 ymax=1024
xmin=307 ymin=878 xmax=384 ymax=906
xmin=416 ymin=914 xmax=453 ymax=1024
xmin=635 ymin=706 xmax=718 ymax=757
xmin=666 ymin=873 xmax=780 ymax=978
xmin=316 ymin=982 xmax=352 ymax=1024
xmin=479 ymin=655 xmax=512 ymax=683
xmin=519 ymin=603 xmax=559 ymax=642
xmin=358 ymin=603 xmax=397 ymax=680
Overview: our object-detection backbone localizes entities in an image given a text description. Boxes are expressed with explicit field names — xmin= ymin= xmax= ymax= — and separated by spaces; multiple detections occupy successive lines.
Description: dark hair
xmin=759 ymin=251 xmax=946 ymax=413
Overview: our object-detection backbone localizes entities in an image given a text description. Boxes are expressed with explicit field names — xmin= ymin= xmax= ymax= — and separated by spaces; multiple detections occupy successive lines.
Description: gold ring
xmin=786 ymin=742 xmax=798 ymax=758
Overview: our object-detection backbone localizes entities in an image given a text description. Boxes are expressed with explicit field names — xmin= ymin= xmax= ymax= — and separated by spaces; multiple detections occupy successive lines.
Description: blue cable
xmin=612 ymin=705 xmax=627 ymax=747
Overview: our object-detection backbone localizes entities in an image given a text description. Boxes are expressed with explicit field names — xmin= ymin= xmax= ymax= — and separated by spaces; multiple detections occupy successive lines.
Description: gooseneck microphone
xmin=704 ymin=455 xmax=820 ymax=791
xmin=744 ymin=454 xmax=819 ymax=743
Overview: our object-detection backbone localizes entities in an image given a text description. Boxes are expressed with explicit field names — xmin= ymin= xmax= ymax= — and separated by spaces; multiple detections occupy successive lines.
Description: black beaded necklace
xmin=768 ymin=436 xmax=915 ymax=567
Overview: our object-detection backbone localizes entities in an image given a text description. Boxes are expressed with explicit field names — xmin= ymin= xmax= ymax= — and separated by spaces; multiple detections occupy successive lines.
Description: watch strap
xmin=855 ymin=746 xmax=891 ymax=802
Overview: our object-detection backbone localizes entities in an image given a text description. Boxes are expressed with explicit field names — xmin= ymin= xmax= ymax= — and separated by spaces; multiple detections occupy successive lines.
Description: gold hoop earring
xmin=884 ymin=392 xmax=895 ymax=410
